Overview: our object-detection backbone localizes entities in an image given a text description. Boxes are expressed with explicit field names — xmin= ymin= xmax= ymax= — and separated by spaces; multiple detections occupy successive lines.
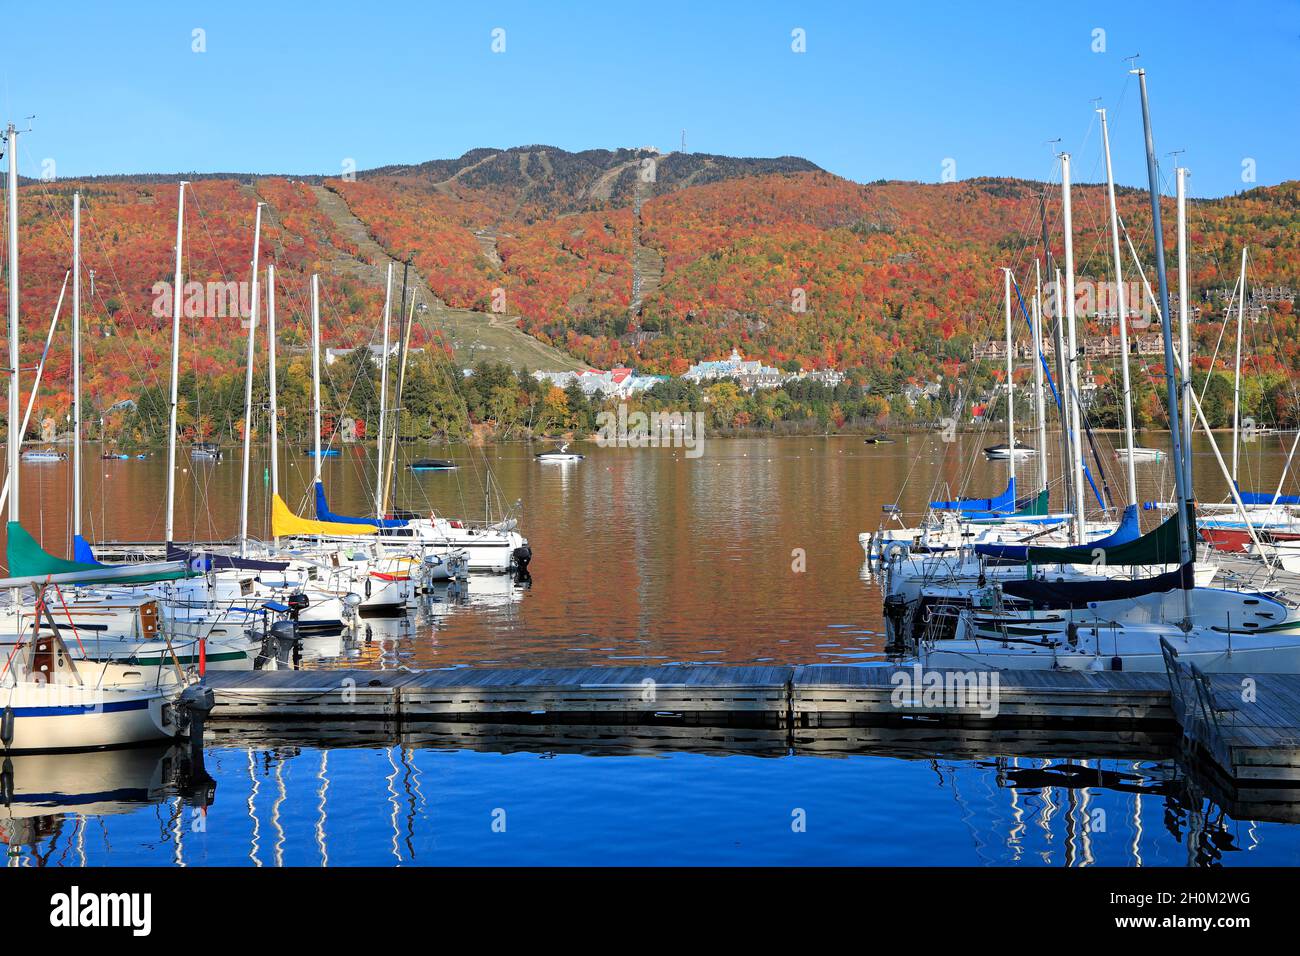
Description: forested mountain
xmin=6 ymin=146 xmax=1298 ymax=433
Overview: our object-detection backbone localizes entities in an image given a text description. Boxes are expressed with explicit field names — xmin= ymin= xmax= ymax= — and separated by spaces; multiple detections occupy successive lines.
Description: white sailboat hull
xmin=0 ymin=684 xmax=183 ymax=752
xmin=926 ymin=638 xmax=1300 ymax=674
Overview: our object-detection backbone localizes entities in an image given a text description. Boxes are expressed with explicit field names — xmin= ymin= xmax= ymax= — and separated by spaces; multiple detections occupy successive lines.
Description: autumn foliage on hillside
xmin=5 ymin=150 xmax=1299 ymax=431
xmin=6 ymin=176 xmax=392 ymax=421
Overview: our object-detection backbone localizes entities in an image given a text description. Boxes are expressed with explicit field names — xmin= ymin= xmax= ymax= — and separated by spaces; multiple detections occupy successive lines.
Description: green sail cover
xmin=1008 ymin=503 xmax=1195 ymax=566
xmin=1012 ymin=489 xmax=1050 ymax=517
xmin=6 ymin=522 xmax=194 ymax=585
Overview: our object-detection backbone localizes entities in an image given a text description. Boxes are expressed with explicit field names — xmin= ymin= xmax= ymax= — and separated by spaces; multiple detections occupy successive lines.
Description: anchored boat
xmin=535 ymin=442 xmax=585 ymax=462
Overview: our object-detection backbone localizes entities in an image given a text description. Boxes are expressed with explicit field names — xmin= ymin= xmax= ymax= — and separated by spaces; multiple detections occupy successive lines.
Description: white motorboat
xmin=20 ymin=448 xmax=65 ymax=462
xmin=1114 ymin=446 xmax=1165 ymax=463
xmin=983 ymin=440 xmax=1034 ymax=461
xmin=535 ymin=442 xmax=585 ymax=463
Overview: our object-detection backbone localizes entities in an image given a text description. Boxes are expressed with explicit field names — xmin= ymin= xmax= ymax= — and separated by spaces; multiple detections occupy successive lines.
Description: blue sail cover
xmin=1235 ymin=482 xmax=1300 ymax=506
xmin=975 ymin=503 xmax=1141 ymax=562
xmin=165 ymin=545 xmax=288 ymax=573
xmin=314 ymin=482 xmax=408 ymax=528
xmin=72 ymin=534 xmax=103 ymax=565
xmin=931 ymin=477 xmax=1017 ymax=514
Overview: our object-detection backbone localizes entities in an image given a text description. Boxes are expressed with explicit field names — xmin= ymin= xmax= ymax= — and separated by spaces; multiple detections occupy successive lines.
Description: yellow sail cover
xmin=272 ymin=494 xmax=377 ymax=537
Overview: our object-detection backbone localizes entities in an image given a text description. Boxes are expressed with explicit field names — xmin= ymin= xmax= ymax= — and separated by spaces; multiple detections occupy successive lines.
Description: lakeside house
xmin=902 ymin=379 xmax=942 ymax=407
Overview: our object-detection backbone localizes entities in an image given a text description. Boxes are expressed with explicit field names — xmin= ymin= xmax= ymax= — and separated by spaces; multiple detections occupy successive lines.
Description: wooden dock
xmin=202 ymin=663 xmax=1300 ymax=803
xmin=204 ymin=665 xmax=1175 ymax=726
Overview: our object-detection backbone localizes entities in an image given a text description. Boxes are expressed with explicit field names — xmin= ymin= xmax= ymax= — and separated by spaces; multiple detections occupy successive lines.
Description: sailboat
xmin=301 ymin=268 xmax=523 ymax=575
xmin=917 ymin=71 xmax=1300 ymax=673
xmin=1 ymin=141 xmax=201 ymax=750
xmin=866 ymin=265 xmax=1098 ymax=563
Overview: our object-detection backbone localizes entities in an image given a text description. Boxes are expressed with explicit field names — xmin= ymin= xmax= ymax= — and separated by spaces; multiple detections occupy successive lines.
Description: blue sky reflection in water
xmin=4 ymin=743 xmax=1297 ymax=866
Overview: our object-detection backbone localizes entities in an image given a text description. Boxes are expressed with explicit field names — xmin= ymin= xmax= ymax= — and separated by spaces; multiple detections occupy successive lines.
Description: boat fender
xmin=0 ymin=707 xmax=11 ymax=748
xmin=0 ymin=757 xmax=11 ymax=805
xmin=1067 ymin=622 xmax=1079 ymax=646
xmin=365 ymin=577 xmax=372 ymax=599
xmin=1110 ymin=656 xmax=1123 ymax=671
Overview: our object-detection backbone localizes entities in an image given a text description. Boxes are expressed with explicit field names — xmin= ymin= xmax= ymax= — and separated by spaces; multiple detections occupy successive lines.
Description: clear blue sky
xmin=5 ymin=1 xmax=1297 ymax=197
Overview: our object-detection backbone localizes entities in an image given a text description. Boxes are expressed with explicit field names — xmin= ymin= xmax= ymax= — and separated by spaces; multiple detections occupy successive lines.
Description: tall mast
xmin=72 ymin=191 xmax=82 ymax=539
xmin=1134 ymin=67 xmax=1195 ymax=618
xmin=1040 ymin=195 xmax=1073 ymax=513
xmin=6 ymin=125 xmax=20 ymax=528
xmin=311 ymin=273 xmax=322 ymax=483
xmin=238 ymin=203 xmax=263 ymax=555
xmin=1003 ymin=267 xmax=1016 ymax=486
xmin=1060 ymin=154 xmax=1087 ymax=545
xmin=267 ymin=264 xmax=278 ymax=536
xmin=1231 ymin=247 xmax=1247 ymax=485
xmin=380 ymin=260 xmax=412 ymax=517
xmin=1099 ymin=108 xmax=1138 ymax=508
xmin=375 ymin=262 xmax=392 ymax=517
xmin=1032 ymin=259 xmax=1049 ymax=491
xmin=1175 ymin=167 xmax=1194 ymax=493
xmin=382 ymin=276 xmax=415 ymax=517
xmin=164 ymin=182 xmax=188 ymax=545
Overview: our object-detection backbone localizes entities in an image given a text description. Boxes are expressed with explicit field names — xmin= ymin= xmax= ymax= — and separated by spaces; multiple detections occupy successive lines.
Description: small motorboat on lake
xmin=535 ymin=443 xmax=585 ymax=463
xmin=410 ymin=458 xmax=457 ymax=471
xmin=1115 ymin=446 xmax=1165 ymax=463
xmin=190 ymin=442 xmax=222 ymax=461
xmin=983 ymin=440 xmax=1034 ymax=461
xmin=21 ymin=448 xmax=65 ymax=462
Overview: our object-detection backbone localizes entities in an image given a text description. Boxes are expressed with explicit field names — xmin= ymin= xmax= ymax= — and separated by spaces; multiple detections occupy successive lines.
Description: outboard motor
xmin=286 ymin=591 xmax=310 ymax=621
xmin=511 ymin=544 xmax=532 ymax=585
xmin=512 ymin=544 xmax=532 ymax=572
xmin=178 ymin=683 xmax=216 ymax=767
xmin=258 ymin=619 xmax=301 ymax=670
xmin=340 ymin=591 xmax=363 ymax=626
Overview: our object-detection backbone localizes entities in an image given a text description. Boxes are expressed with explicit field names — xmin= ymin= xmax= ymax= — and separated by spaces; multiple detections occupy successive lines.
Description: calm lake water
xmin=4 ymin=431 xmax=1300 ymax=865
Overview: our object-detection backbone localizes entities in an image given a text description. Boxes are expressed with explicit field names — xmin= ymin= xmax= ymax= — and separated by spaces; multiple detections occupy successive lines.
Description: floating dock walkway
xmin=203 ymin=662 xmax=1300 ymax=803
